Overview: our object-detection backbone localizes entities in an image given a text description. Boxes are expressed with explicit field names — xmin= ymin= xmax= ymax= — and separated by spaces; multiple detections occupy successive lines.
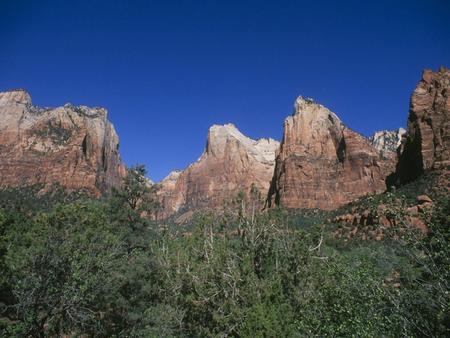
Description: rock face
xmin=157 ymin=124 xmax=279 ymax=217
xmin=370 ymin=128 xmax=406 ymax=155
xmin=0 ymin=89 xmax=125 ymax=195
xmin=395 ymin=67 xmax=450 ymax=184
xmin=267 ymin=97 xmax=394 ymax=210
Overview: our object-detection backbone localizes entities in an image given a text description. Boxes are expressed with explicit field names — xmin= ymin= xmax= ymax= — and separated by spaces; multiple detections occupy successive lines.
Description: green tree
xmin=110 ymin=164 xmax=161 ymax=228
xmin=4 ymin=203 xmax=124 ymax=336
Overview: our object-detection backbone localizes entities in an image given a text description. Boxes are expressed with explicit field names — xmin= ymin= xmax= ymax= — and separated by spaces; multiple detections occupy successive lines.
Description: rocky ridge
xmin=1 ymin=67 xmax=447 ymax=216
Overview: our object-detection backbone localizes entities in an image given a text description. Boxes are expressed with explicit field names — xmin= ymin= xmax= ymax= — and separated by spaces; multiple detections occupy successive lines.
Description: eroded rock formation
xmin=267 ymin=97 xmax=394 ymax=210
xmin=395 ymin=67 xmax=450 ymax=184
xmin=157 ymin=124 xmax=279 ymax=217
xmin=0 ymin=89 xmax=125 ymax=195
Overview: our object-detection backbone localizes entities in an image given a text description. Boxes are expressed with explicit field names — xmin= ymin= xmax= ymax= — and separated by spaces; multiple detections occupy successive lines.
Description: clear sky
xmin=1 ymin=0 xmax=449 ymax=181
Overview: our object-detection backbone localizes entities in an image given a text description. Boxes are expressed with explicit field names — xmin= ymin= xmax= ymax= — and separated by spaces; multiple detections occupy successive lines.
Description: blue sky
xmin=1 ymin=0 xmax=449 ymax=181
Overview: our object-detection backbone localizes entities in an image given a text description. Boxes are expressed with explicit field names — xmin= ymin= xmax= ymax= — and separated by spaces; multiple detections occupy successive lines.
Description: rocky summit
xmin=395 ymin=67 xmax=450 ymax=184
xmin=157 ymin=123 xmax=279 ymax=217
xmin=0 ymin=89 xmax=125 ymax=195
xmin=267 ymin=97 xmax=395 ymax=210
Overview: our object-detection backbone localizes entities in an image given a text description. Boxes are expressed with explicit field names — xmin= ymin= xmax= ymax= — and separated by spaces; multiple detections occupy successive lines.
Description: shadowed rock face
xmin=0 ymin=89 xmax=125 ymax=195
xmin=267 ymin=97 xmax=394 ymax=210
xmin=395 ymin=67 xmax=450 ymax=184
xmin=157 ymin=124 xmax=279 ymax=217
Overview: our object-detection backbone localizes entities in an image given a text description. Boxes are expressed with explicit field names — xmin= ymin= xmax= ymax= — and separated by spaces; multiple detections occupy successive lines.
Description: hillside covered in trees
xmin=0 ymin=166 xmax=448 ymax=337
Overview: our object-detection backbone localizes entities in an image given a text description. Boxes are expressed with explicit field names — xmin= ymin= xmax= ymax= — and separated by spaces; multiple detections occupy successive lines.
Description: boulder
xmin=417 ymin=195 xmax=433 ymax=204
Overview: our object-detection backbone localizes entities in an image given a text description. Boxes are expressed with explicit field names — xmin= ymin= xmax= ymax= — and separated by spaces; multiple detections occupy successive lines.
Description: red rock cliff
xmin=0 ymin=89 xmax=125 ymax=195
xmin=395 ymin=67 xmax=450 ymax=184
xmin=267 ymin=97 xmax=394 ymax=210
xmin=157 ymin=123 xmax=279 ymax=217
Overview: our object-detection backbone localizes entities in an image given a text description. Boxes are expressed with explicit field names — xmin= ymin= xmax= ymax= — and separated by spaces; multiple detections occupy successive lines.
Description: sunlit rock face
xmin=395 ymin=67 xmax=450 ymax=184
xmin=267 ymin=97 xmax=395 ymax=210
xmin=0 ymin=89 xmax=125 ymax=195
xmin=370 ymin=128 xmax=406 ymax=155
xmin=157 ymin=123 xmax=279 ymax=217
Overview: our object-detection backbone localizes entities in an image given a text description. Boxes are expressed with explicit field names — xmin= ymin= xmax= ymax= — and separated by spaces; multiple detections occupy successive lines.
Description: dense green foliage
xmin=0 ymin=169 xmax=448 ymax=337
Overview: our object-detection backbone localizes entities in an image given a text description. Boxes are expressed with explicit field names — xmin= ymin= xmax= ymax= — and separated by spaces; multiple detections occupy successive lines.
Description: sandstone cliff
xmin=0 ymin=89 xmax=125 ymax=195
xmin=395 ymin=67 xmax=450 ymax=184
xmin=267 ymin=97 xmax=394 ymax=210
xmin=157 ymin=124 xmax=279 ymax=217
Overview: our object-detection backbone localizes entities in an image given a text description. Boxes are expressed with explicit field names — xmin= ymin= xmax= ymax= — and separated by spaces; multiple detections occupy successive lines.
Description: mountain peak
xmin=293 ymin=96 xmax=342 ymax=125
xmin=294 ymin=96 xmax=316 ymax=111
xmin=205 ymin=123 xmax=279 ymax=163
xmin=208 ymin=123 xmax=242 ymax=140
xmin=157 ymin=124 xmax=280 ymax=217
